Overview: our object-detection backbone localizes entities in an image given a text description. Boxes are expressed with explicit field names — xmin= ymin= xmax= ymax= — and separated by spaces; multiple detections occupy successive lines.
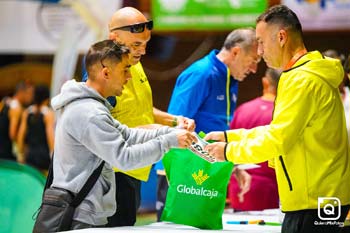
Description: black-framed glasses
xmin=110 ymin=20 xmax=153 ymax=33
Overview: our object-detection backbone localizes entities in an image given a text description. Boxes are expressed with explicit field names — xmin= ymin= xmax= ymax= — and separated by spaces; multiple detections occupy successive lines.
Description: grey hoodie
xmin=51 ymin=80 xmax=178 ymax=225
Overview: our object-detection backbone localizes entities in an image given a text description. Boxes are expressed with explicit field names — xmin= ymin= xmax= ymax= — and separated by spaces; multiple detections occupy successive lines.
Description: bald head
xmin=109 ymin=7 xmax=148 ymax=31
xmin=108 ymin=7 xmax=152 ymax=65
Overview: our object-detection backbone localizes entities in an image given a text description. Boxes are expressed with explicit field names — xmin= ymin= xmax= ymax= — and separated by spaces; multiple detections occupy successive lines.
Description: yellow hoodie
xmin=225 ymin=51 xmax=350 ymax=211
xmin=110 ymin=62 xmax=154 ymax=181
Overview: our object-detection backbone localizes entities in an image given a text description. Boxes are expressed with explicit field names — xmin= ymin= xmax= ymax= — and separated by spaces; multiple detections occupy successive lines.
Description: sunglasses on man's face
xmin=110 ymin=20 xmax=153 ymax=33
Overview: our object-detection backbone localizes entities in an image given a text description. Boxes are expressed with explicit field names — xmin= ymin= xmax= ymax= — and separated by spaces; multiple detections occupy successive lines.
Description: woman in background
xmin=17 ymin=85 xmax=55 ymax=175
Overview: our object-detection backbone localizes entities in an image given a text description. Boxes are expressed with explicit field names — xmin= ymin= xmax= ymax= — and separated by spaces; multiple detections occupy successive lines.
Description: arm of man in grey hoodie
xmin=81 ymin=114 xmax=180 ymax=171
xmin=115 ymin=121 xmax=177 ymax=144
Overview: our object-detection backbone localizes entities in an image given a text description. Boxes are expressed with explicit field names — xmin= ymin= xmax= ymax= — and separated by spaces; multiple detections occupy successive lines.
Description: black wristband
xmin=224 ymin=143 xmax=228 ymax=161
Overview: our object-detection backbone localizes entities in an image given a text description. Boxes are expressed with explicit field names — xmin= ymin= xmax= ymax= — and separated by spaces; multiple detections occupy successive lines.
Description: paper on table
xmin=236 ymin=164 xmax=261 ymax=170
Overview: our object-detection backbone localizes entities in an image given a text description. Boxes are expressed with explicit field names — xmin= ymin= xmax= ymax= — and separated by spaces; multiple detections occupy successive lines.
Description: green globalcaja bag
xmin=161 ymin=148 xmax=234 ymax=229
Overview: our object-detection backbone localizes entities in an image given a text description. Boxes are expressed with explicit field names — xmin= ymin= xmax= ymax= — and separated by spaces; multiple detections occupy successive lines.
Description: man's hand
xmin=233 ymin=168 xmax=252 ymax=203
xmin=176 ymin=130 xmax=198 ymax=148
xmin=204 ymin=131 xmax=225 ymax=142
xmin=177 ymin=116 xmax=196 ymax=132
xmin=204 ymin=142 xmax=226 ymax=161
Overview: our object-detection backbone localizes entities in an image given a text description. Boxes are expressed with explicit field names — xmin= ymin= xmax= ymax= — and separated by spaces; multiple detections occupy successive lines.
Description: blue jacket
xmin=168 ymin=50 xmax=238 ymax=133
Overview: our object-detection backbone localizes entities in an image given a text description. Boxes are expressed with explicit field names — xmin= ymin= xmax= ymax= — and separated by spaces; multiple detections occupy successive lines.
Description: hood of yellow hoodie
xmin=286 ymin=51 xmax=344 ymax=89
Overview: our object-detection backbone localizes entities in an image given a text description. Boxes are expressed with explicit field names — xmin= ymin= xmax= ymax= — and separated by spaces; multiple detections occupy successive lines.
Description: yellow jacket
xmin=225 ymin=51 xmax=350 ymax=211
xmin=111 ymin=62 xmax=154 ymax=181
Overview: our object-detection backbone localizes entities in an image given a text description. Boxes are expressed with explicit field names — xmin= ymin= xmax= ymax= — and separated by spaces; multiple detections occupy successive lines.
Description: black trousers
xmin=156 ymin=175 xmax=169 ymax=222
xmin=106 ymin=172 xmax=141 ymax=227
xmin=282 ymin=205 xmax=350 ymax=233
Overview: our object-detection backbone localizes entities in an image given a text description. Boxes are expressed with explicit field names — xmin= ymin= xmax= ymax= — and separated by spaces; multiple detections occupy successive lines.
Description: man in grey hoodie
xmin=50 ymin=40 xmax=196 ymax=229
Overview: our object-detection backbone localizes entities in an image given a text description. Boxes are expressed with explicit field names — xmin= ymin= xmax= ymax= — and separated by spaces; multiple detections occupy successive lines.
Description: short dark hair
xmin=222 ymin=28 xmax=256 ymax=52
xmin=265 ymin=68 xmax=281 ymax=88
xmin=256 ymin=5 xmax=303 ymax=37
xmin=34 ymin=85 xmax=50 ymax=105
xmin=15 ymin=80 xmax=32 ymax=94
xmin=85 ymin=40 xmax=129 ymax=75
xmin=322 ymin=49 xmax=346 ymax=65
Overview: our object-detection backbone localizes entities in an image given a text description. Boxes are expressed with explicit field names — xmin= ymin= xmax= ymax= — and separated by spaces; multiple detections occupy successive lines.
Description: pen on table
xmin=226 ymin=220 xmax=281 ymax=226
xmin=226 ymin=220 xmax=262 ymax=225
xmin=258 ymin=221 xmax=281 ymax=226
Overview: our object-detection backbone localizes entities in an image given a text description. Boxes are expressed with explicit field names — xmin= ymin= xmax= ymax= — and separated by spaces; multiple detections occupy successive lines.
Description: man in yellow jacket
xmin=205 ymin=5 xmax=350 ymax=233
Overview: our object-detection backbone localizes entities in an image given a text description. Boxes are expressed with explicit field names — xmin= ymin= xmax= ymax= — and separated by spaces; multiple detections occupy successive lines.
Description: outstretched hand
xmin=176 ymin=130 xmax=197 ymax=148
xmin=177 ymin=116 xmax=196 ymax=132
xmin=204 ymin=131 xmax=225 ymax=142
xmin=204 ymin=142 xmax=226 ymax=161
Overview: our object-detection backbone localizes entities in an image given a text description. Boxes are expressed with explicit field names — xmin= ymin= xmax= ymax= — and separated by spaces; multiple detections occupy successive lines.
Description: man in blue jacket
xmin=155 ymin=28 xmax=260 ymax=219
xmin=168 ymin=28 xmax=260 ymax=134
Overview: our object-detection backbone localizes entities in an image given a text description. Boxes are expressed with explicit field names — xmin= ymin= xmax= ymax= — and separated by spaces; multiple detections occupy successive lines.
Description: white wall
xmin=0 ymin=0 xmax=122 ymax=54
